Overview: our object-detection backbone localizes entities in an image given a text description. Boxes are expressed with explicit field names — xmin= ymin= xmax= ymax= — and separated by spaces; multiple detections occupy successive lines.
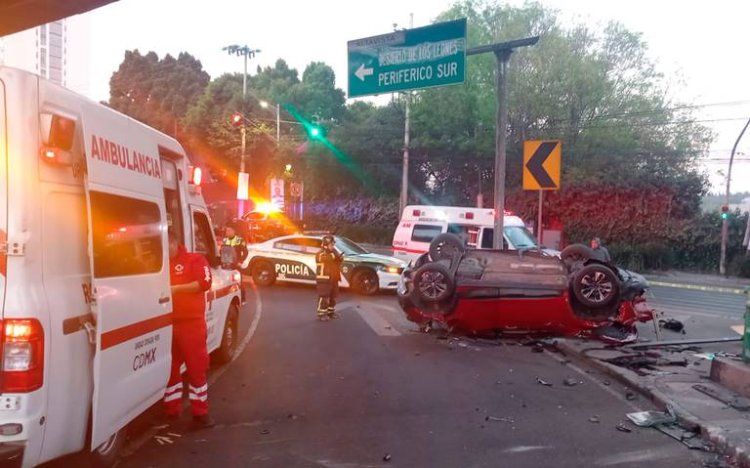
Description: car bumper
xmin=378 ymin=272 xmax=402 ymax=290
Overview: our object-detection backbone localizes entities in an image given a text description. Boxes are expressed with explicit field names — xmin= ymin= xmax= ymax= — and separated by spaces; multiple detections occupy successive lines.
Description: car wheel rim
xmin=361 ymin=275 xmax=376 ymax=292
xmin=259 ymin=270 xmax=270 ymax=281
xmin=580 ymin=271 xmax=613 ymax=303
xmin=419 ymin=271 xmax=448 ymax=300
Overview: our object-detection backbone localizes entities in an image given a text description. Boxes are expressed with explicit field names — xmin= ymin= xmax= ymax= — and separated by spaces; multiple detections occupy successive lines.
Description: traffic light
xmin=230 ymin=112 xmax=243 ymax=127
xmin=721 ymin=204 xmax=730 ymax=220
xmin=305 ymin=123 xmax=325 ymax=141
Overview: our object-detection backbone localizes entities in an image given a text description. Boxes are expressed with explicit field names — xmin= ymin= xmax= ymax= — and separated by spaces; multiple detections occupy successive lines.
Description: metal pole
xmin=721 ymin=117 xmax=750 ymax=274
xmin=276 ymin=103 xmax=280 ymax=144
xmin=400 ymin=92 xmax=411 ymax=216
xmin=743 ymin=209 xmax=750 ymax=255
xmin=238 ymin=52 xmax=248 ymax=218
xmin=398 ymin=14 xmax=413 ymax=218
xmin=537 ymin=190 xmax=543 ymax=245
xmin=492 ymin=50 xmax=511 ymax=249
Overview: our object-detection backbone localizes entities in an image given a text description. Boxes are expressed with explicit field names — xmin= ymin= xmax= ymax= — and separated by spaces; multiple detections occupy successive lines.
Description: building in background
xmin=0 ymin=17 xmax=91 ymax=95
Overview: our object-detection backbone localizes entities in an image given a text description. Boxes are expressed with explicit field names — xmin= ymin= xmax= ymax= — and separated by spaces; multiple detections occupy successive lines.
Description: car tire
xmin=561 ymin=244 xmax=594 ymax=269
xmin=352 ymin=269 xmax=379 ymax=296
xmin=213 ymin=304 xmax=239 ymax=365
xmin=572 ymin=263 xmax=620 ymax=308
xmin=412 ymin=262 xmax=455 ymax=303
xmin=429 ymin=233 xmax=466 ymax=262
xmin=251 ymin=260 xmax=276 ymax=286
xmin=90 ymin=427 xmax=126 ymax=467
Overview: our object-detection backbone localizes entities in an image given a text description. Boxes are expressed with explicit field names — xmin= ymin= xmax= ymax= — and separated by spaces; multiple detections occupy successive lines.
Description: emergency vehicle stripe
xmin=208 ymin=284 xmax=239 ymax=301
xmin=100 ymin=313 xmax=173 ymax=351
xmin=392 ymin=246 xmax=426 ymax=254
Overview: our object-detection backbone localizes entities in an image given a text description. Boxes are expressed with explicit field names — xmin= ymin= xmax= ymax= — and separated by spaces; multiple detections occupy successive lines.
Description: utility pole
xmin=398 ymin=13 xmax=414 ymax=217
xmin=721 ymin=117 xmax=750 ymax=274
xmin=467 ymin=37 xmax=539 ymax=249
xmin=223 ymin=44 xmax=261 ymax=218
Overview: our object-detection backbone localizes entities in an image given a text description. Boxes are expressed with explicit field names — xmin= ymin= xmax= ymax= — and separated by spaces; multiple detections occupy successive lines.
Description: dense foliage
xmin=109 ymin=1 xmax=750 ymax=274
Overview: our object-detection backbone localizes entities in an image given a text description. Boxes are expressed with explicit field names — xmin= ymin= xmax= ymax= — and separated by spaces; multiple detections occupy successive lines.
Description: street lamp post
xmin=223 ymin=44 xmax=261 ymax=217
xmin=720 ymin=117 xmax=750 ymax=275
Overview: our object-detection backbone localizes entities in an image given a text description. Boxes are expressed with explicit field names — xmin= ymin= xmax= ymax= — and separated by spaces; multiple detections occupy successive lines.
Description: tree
xmin=408 ymin=0 xmax=711 ymax=205
xmin=109 ymin=50 xmax=210 ymax=136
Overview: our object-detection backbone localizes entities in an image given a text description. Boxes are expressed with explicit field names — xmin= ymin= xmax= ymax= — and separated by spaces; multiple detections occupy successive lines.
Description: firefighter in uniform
xmin=163 ymin=234 xmax=215 ymax=428
xmin=222 ymin=224 xmax=247 ymax=303
xmin=315 ymin=235 xmax=343 ymax=320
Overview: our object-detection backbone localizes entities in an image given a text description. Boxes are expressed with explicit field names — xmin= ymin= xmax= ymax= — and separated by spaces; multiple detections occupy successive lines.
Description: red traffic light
xmin=230 ymin=112 xmax=243 ymax=127
xmin=721 ymin=205 xmax=729 ymax=213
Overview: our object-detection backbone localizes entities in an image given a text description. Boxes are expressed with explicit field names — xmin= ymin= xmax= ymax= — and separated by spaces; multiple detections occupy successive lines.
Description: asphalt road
xmin=646 ymin=285 xmax=746 ymax=341
xmin=120 ymin=283 xmax=717 ymax=468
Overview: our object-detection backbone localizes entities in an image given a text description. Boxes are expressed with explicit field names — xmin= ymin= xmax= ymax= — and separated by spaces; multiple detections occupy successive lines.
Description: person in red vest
xmin=162 ymin=234 xmax=215 ymax=428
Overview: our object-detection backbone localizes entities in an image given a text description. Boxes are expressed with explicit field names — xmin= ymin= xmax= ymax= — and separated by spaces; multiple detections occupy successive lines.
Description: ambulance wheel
xmin=429 ymin=233 xmax=465 ymax=262
xmin=215 ymin=304 xmax=239 ymax=365
xmin=90 ymin=428 xmax=125 ymax=467
xmin=251 ymin=260 xmax=276 ymax=286
xmin=572 ymin=264 xmax=620 ymax=308
xmin=412 ymin=262 xmax=455 ymax=303
xmin=352 ymin=269 xmax=379 ymax=296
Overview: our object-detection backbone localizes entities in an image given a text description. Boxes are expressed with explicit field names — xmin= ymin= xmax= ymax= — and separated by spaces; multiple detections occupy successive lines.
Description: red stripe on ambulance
xmin=100 ymin=313 xmax=172 ymax=351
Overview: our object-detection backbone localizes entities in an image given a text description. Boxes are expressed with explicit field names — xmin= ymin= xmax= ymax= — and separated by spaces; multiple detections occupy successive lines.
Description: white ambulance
xmin=0 ymin=66 xmax=242 ymax=467
xmin=392 ymin=205 xmax=553 ymax=263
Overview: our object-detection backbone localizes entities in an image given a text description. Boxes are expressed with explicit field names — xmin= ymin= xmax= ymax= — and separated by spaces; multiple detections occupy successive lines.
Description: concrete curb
xmin=647 ymin=280 xmax=746 ymax=296
xmin=555 ymin=340 xmax=750 ymax=467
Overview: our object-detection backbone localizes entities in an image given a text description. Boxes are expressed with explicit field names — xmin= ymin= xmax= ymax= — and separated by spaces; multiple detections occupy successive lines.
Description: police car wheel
xmin=90 ymin=428 xmax=125 ymax=467
xmin=412 ymin=263 xmax=455 ymax=303
xmin=429 ymin=233 xmax=466 ymax=262
xmin=352 ymin=269 xmax=379 ymax=295
xmin=252 ymin=260 xmax=276 ymax=286
xmin=572 ymin=263 xmax=620 ymax=308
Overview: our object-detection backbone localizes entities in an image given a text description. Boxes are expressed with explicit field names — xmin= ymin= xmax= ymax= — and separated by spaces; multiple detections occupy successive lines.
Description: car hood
xmin=346 ymin=253 xmax=408 ymax=267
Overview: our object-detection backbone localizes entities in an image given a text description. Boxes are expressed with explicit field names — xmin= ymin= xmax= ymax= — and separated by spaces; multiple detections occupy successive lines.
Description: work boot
xmin=327 ymin=307 xmax=339 ymax=319
xmin=192 ymin=414 xmax=216 ymax=429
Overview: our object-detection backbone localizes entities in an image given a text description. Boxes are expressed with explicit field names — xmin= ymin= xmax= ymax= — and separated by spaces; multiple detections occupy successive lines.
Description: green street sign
xmin=347 ymin=18 xmax=467 ymax=98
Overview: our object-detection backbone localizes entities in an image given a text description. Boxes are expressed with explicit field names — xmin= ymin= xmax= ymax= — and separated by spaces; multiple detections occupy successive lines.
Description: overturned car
xmin=397 ymin=234 xmax=655 ymax=344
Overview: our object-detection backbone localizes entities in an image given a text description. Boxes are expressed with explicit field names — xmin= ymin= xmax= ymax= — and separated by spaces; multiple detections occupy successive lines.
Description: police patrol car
xmin=240 ymin=234 xmax=407 ymax=295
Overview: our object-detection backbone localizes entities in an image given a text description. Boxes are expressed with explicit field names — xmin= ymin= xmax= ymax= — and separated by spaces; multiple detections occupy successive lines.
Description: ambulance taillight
xmin=1 ymin=319 xmax=44 ymax=393
xmin=190 ymin=166 xmax=202 ymax=186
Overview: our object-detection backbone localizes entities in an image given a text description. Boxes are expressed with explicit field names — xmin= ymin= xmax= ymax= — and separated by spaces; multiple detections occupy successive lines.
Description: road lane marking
xmin=340 ymin=301 xmax=401 ymax=336
xmin=731 ymin=325 xmax=744 ymax=335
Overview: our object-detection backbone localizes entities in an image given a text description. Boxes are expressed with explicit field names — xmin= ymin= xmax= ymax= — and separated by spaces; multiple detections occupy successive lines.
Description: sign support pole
xmin=467 ymin=36 xmax=539 ymax=250
xmin=538 ymin=190 xmax=544 ymax=245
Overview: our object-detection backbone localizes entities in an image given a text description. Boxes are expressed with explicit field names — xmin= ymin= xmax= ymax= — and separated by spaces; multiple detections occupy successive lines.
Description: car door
xmin=271 ymin=238 xmax=317 ymax=282
xmin=81 ymin=109 xmax=172 ymax=449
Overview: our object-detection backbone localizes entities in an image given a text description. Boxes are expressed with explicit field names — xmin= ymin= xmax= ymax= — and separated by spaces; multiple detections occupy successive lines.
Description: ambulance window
xmin=193 ymin=211 xmax=216 ymax=257
xmin=481 ymin=228 xmax=508 ymax=249
xmin=411 ymin=224 xmax=442 ymax=243
xmin=90 ymin=192 xmax=163 ymax=278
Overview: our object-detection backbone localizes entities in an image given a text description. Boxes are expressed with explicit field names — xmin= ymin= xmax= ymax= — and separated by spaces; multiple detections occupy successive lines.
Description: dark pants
xmin=163 ymin=321 xmax=209 ymax=416
xmin=316 ymin=279 xmax=339 ymax=315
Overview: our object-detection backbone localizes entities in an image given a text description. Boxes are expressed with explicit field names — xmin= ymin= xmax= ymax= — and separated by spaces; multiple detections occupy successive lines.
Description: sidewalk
xmin=556 ymin=336 xmax=750 ymax=467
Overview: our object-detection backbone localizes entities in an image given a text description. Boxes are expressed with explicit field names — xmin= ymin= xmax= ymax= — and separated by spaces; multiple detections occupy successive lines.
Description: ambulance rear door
xmin=80 ymin=109 xmax=173 ymax=449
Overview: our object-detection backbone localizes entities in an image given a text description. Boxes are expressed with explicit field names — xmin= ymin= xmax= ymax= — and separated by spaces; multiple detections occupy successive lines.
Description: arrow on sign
xmin=355 ymin=63 xmax=374 ymax=81
xmin=526 ymin=141 xmax=558 ymax=188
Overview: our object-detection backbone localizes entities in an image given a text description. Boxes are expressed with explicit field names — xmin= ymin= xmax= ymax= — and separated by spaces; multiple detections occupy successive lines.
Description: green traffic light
xmin=309 ymin=126 xmax=321 ymax=139
xmin=722 ymin=212 xmax=730 ymax=220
